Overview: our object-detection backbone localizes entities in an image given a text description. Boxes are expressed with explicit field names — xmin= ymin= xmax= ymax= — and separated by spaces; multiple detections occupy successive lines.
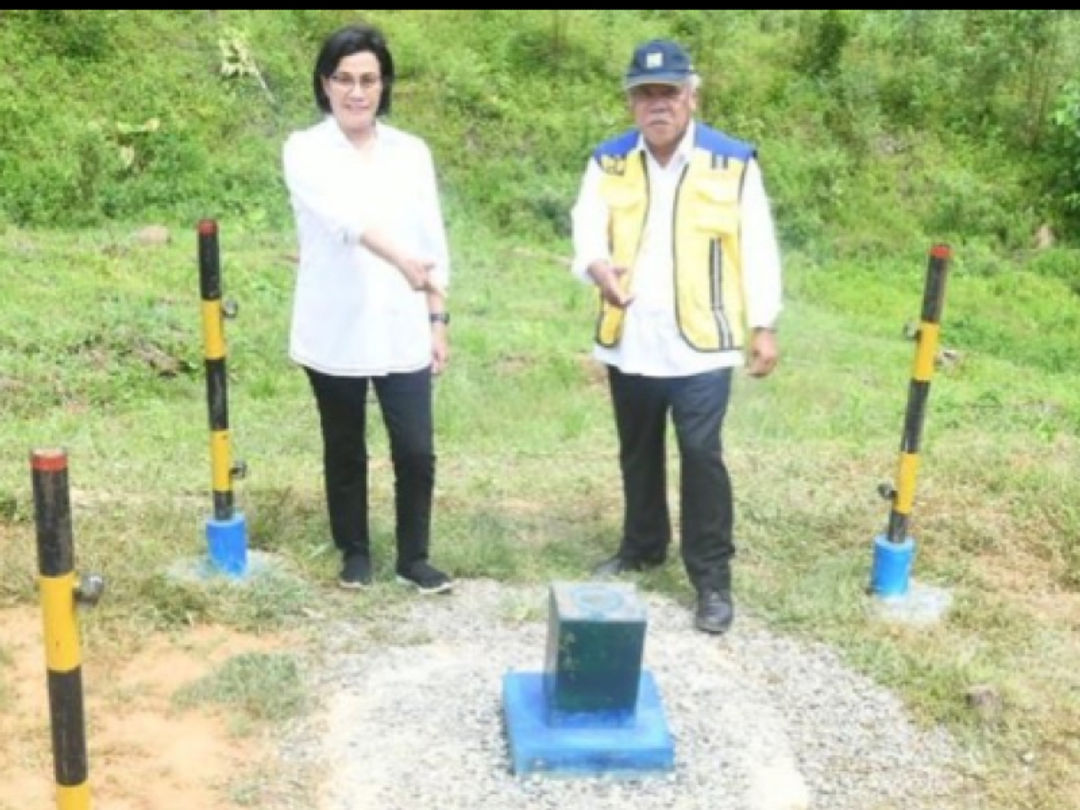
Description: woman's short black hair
xmin=312 ymin=23 xmax=395 ymax=116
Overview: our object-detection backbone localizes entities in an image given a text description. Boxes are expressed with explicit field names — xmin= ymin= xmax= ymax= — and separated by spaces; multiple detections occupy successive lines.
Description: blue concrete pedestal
xmin=205 ymin=512 xmax=248 ymax=578
xmin=502 ymin=582 xmax=674 ymax=777
xmin=503 ymin=669 xmax=674 ymax=776
xmin=870 ymin=533 xmax=914 ymax=597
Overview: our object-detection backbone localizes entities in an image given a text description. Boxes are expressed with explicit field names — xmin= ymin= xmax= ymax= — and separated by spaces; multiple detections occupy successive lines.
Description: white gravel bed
xmin=278 ymin=578 xmax=971 ymax=810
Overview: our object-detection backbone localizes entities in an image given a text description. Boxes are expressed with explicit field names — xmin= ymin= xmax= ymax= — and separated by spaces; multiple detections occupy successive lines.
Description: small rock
xmin=965 ymin=683 xmax=1002 ymax=721
xmin=747 ymin=756 xmax=811 ymax=810
xmin=1034 ymin=224 xmax=1055 ymax=250
xmin=134 ymin=225 xmax=171 ymax=246
xmin=133 ymin=342 xmax=189 ymax=377
xmin=935 ymin=347 xmax=963 ymax=369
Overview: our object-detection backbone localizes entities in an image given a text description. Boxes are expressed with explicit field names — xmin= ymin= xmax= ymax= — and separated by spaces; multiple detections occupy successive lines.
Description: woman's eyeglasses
xmin=328 ymin=72 xmax=382 ymax=92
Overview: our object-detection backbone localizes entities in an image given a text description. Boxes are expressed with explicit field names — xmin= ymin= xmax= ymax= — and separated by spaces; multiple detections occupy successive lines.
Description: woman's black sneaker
xmin=338 ymin=554 xmax=373 ymax=589
xmin=395 ymin=560 xmax=453 ymax=595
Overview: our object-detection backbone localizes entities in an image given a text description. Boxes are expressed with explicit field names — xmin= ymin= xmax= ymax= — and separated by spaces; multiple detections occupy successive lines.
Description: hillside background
xmin=1 ymin=10 xmax=1079 ymax=809
xmin=3 ymin=10 xmax=1080 ymax=251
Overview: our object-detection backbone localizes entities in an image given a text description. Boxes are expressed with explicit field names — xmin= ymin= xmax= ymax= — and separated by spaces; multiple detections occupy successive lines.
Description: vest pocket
xmin=690 ymin=180 xmax=738 ymax=235
xmin=603 ymin=184 xmax=647 ymax=263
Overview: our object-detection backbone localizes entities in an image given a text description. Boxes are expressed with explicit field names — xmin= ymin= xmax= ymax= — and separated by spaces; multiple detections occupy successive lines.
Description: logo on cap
xmin=624 ymin=39 xmax=693 ymax=90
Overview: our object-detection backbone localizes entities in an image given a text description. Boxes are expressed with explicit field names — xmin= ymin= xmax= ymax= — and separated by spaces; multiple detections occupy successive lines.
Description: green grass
xmin=172 ymin=651 xmax=307 ymax=732
xmin=2 ymin=9 xmax=1080 ymax=808
xmin=1 ymin=221 xmax=1079 ymax=809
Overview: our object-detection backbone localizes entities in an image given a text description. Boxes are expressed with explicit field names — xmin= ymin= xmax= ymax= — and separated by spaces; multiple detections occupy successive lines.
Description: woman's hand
xmin=358 ymin=228 xmax=444 ymax=294
xmin=431 ymin=322 xmax=449 ymax=374
xmin=398 ymin=256 xmax=441 ymax=293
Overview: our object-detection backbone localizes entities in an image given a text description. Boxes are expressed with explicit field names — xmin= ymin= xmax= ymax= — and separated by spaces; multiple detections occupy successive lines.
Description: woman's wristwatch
xmin=429 ymin=312 xmax=450 ymax=325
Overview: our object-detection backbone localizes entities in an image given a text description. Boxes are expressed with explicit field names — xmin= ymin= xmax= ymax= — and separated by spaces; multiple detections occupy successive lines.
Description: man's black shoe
xmin=695 ymin=589 xmax=734 ymax=634
xmin=591 ymin=554 xmax=664 ymax=578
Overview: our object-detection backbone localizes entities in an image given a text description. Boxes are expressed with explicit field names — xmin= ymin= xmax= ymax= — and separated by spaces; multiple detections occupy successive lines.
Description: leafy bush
xmin=2 ymin=10 xmax=1080 ymax=257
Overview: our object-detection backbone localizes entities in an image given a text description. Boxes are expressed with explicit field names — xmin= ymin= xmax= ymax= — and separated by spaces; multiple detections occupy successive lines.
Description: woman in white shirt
xmin=282 ymin=23 xmax=453 ymax=594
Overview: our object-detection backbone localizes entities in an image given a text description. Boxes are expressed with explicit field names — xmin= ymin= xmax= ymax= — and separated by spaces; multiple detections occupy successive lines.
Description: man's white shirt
xmin=571 ymin=122 xmax=782 ymax=377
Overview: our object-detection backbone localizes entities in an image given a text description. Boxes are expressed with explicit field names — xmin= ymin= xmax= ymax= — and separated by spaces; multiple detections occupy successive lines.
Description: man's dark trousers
xmin=608 ymin=365 xmax=734 ymax=592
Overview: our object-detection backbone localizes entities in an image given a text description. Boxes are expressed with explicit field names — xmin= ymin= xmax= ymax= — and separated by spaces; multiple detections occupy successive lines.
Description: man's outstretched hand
xmin=588 ymin=261 xmax=634 ymax=309
xmin=747 ymin=328 xmax=778 ymax=377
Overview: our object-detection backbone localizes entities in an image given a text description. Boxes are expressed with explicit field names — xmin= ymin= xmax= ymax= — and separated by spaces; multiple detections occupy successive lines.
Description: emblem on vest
xmin=599 ymin=154 xmax=628 ymax=176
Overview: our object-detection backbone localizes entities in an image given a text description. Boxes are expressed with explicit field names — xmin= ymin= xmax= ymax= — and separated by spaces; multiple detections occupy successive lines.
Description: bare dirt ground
xmin=0 ymin=606 xmax=289 ymax=810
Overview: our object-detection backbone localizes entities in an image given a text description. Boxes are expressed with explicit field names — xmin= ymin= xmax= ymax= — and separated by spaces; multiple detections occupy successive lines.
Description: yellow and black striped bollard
xmin=198 ymin=219 xmax=248 ymax=576
xmin=872 ymin=244 xmax=951 ymax=597
xmin=31 ymin=448 xmax=104 ymax=810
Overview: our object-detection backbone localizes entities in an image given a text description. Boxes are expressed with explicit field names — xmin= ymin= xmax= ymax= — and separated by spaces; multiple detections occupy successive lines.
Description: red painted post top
xmin=30 ymin=448 xmax=67 ymax=472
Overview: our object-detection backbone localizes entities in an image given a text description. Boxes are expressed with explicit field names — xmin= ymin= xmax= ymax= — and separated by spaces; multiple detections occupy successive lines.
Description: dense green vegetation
xmin=3 ymin=10 xmax=1080 ymax=247
xmin=4 ymin=9 xmax=1080 ymax=373
xmin=1 ymin=10 xmax=1079 ymax=809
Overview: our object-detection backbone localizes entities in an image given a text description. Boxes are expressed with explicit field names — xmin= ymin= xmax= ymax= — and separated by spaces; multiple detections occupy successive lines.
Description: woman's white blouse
xmin=282 ymin=117 xmax=450 ymax=376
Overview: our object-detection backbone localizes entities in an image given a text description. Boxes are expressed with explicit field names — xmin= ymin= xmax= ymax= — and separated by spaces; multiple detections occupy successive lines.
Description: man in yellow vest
xmin=571 ymin=38 xmax=782 ymax=634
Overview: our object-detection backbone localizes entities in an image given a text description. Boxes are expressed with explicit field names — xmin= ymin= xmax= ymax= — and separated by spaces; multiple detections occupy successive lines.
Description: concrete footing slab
xmin=869 ymin=579 xmax=953 ymax=626
xmin=502 ymin=669 xmax=674 ymax=777
xmin=165 ymin=550 xmax=282 ymax=585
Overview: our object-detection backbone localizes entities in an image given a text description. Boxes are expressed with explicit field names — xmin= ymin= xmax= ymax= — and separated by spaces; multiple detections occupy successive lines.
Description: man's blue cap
xmin=623 ymin=39 xmax=694 ymax=90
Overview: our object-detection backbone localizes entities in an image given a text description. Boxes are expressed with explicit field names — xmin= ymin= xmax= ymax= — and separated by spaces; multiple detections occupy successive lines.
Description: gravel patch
xmin=278 ymin=578 xmax=971 ymax=810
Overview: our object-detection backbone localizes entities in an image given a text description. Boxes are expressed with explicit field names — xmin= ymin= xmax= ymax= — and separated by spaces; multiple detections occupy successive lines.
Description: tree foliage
xmin=2 ymin=10 xmax=1080 ymax=256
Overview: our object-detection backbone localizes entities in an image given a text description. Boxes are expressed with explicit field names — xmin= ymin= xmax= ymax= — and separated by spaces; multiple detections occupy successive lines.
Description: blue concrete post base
xmin=871 ymin=533 xmax=914 ymax=598
xmin=503 ymin=670 xmax=674 ymax=777
xmin=205 ymin=512 xmax=248 ymax=578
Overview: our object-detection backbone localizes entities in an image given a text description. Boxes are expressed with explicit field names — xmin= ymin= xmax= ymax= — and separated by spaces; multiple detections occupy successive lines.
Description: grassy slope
xmin=2 ymin=219 xmax=1078 ymax=808
xmin=0 ymin=9 xmax=1078 ymax=810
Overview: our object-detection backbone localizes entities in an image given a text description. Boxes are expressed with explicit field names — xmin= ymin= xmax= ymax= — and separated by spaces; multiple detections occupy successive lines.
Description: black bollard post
xmin=871 ymin=244 xmax=951 ymax=597
xmin=32 ymin=448 xmax=103 ymax=810
xmin=197 ymin=219 xmax=248 ymax=576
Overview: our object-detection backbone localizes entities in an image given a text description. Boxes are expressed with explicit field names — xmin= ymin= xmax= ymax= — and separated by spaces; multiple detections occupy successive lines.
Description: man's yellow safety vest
xmin=592 ymin=124 xmax=755 ymax=352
